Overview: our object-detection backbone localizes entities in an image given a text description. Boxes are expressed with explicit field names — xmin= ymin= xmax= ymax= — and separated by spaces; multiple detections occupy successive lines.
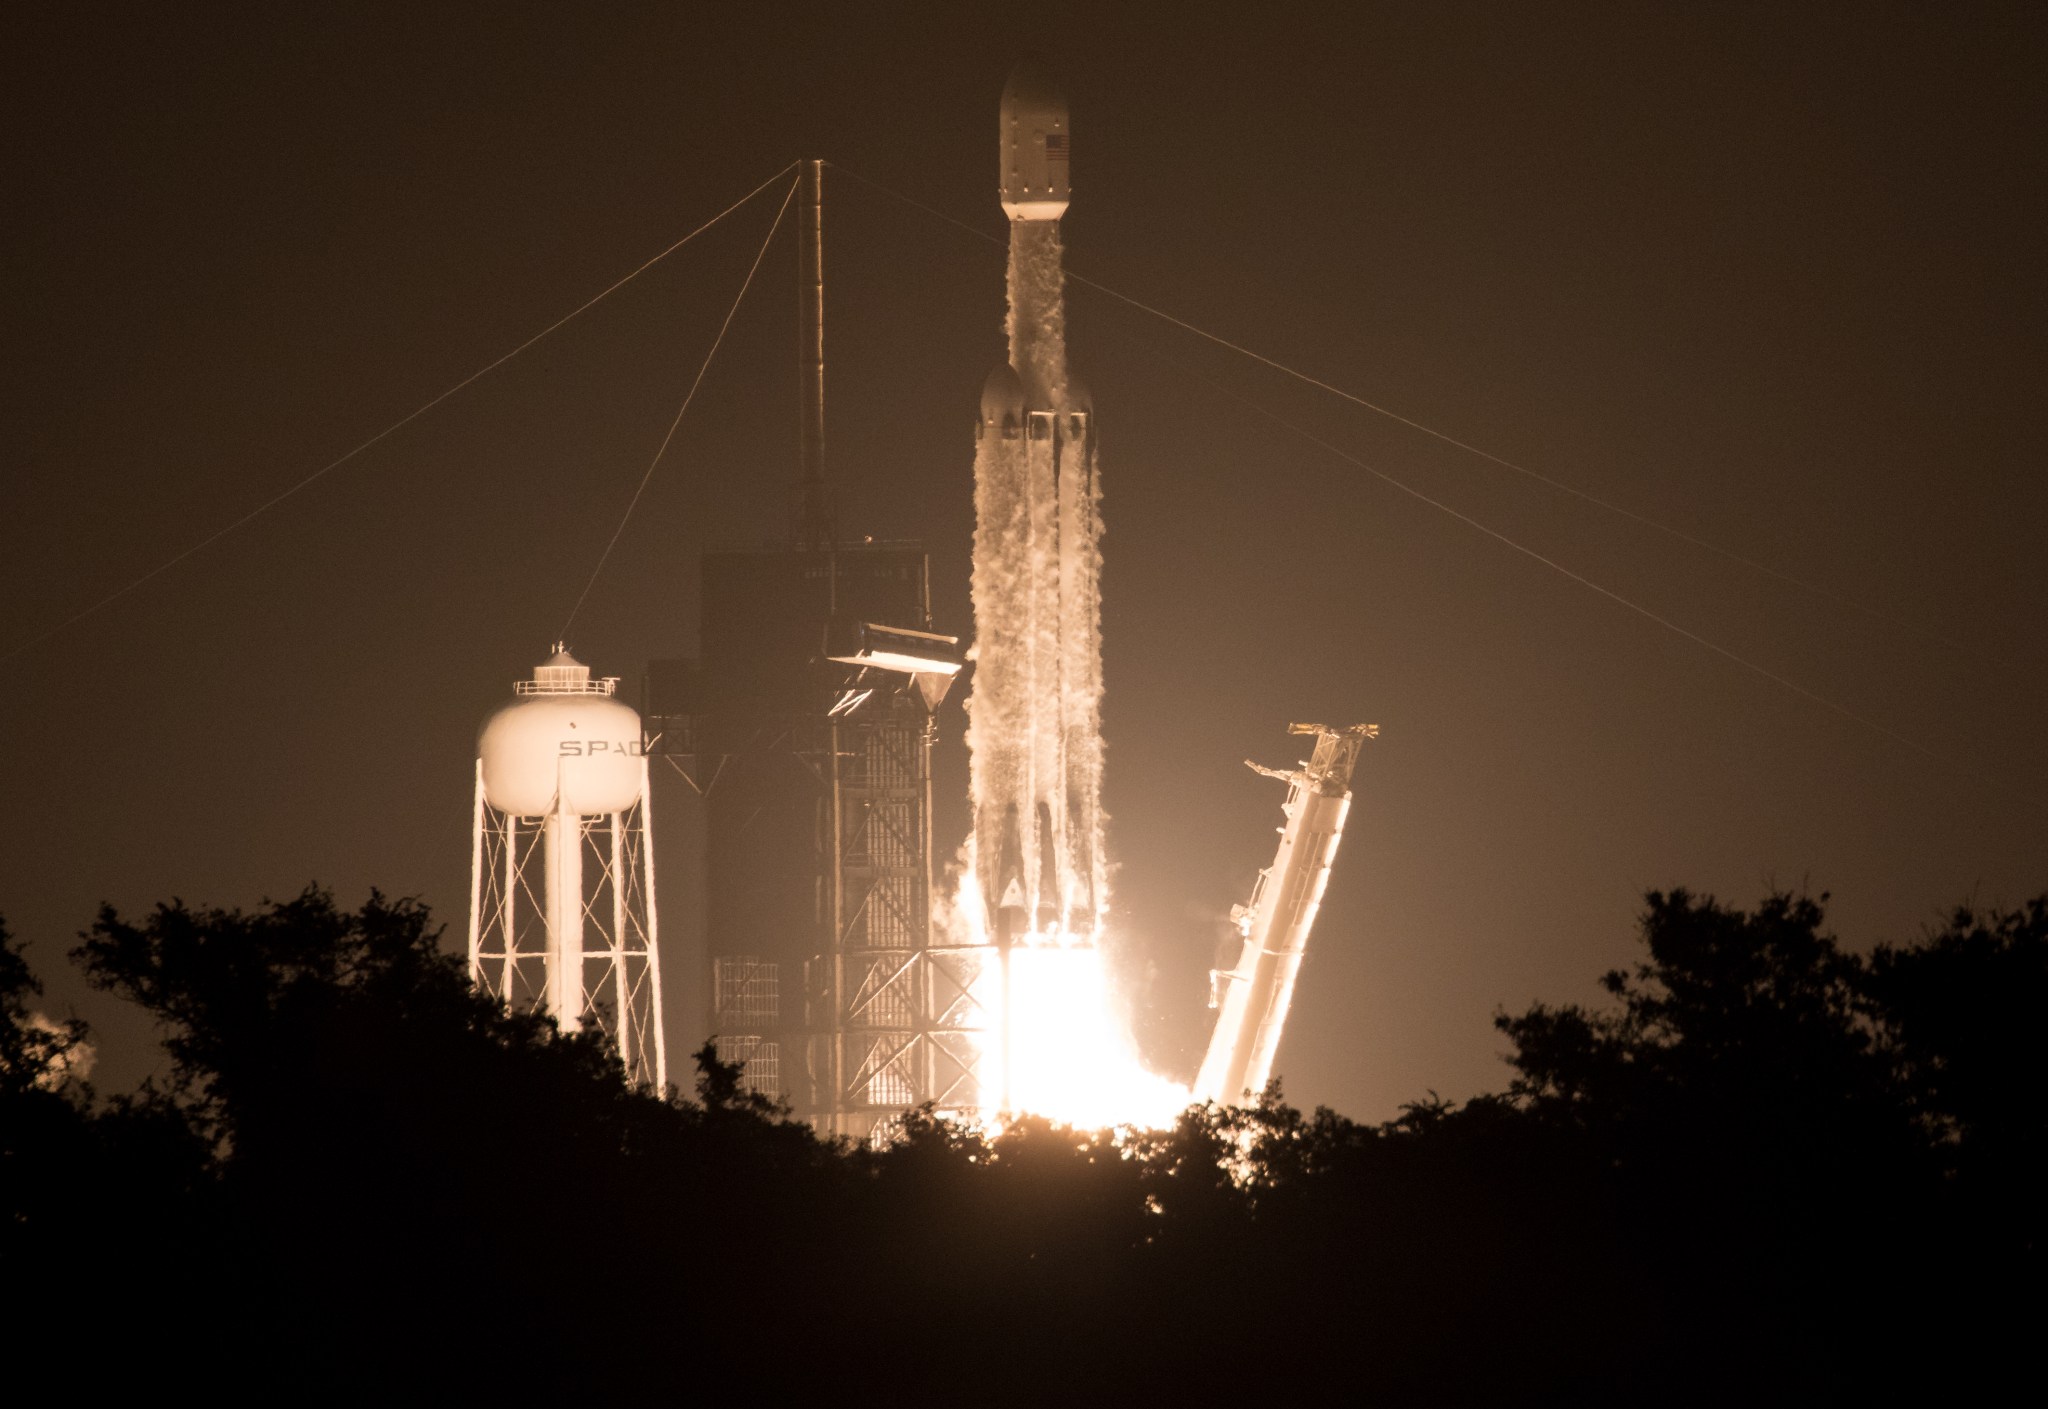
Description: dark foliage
xmin=2 ymin=885 xmax=2039 ymax=1403
xmin=1496 ymin=890 xmax=1965 ymax=1400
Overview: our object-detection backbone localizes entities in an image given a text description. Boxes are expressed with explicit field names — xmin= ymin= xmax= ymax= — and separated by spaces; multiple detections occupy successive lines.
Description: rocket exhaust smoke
xmin=962 ymin=62 xmax=1184 ymax=1127
xmin=969 ymin=214 xmax=1102 ymax=945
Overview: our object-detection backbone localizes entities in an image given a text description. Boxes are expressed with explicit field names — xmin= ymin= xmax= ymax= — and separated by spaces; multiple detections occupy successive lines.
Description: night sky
xmin=4 ymin=2 xmax=2041 ymax=1120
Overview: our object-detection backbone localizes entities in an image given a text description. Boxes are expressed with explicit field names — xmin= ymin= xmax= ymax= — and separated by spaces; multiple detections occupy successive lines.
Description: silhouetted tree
xmin=1868 ymin=898 xmax=2048 ymax=1207
xmin=3 ymin=882 xmax=2036 ymax=1403
xmin=3 ymin=915 xmax=213 ymax=1378
xmin=62 ymin=888 xmax=883 ymax=1396
xmin=1494 ymin=890 xmax=1968 ymax=1400
xmin=0 ymin=916 xmax=89 ymax=1100
xmin=1864 ymin=898 xmax=2048 ymax=1366
xmin=1 ymin=914 xmax=92 ymax=1263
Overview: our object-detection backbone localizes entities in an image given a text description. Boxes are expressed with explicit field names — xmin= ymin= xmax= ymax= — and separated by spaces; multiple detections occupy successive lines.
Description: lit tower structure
xmin=1194 ymin=723 xmax=1375 ymax=1105
xmin=469 ymin=645 xmax=666 ymax=1089
xmin=645 ymin=161 xmax=971 ymax=1140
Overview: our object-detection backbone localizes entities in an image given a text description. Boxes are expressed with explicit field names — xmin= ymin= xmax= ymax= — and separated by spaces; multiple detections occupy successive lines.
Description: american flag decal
xmin=1044 ymin=132 xmax=1068 ymax=156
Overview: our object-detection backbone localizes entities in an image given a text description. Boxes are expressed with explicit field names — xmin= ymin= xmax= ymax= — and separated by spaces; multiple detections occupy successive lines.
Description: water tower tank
xmin=478 ymin=646 xmax=643 ymax=816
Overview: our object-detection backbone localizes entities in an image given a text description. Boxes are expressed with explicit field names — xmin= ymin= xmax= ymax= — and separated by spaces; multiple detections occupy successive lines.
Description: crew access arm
xmin=1194 ymin=723 xmax=1375 ymax=1105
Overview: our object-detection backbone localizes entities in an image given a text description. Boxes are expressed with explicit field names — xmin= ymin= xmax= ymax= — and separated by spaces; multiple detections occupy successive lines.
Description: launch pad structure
xmin=456 ymin=72 xmax=1375 ymax=1138
xmin=1195 ymin=723 xmax=1374 ymax=1106
xmin=625 ymin=77 xmax=1371 ymax=1136
xmin=646 ymin=162 xmax=984 ymax=1139
xmin=648 ymin=547 xmax=981 ymax=1139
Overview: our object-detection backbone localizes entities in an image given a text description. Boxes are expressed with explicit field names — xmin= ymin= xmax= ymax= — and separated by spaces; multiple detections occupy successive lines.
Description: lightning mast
xmin=795 ymin=158 xmax=832 ymax=550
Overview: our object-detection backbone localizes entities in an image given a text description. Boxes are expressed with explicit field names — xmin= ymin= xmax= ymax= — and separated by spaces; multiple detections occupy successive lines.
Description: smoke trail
xmin=967 ymin=221 xmax=1106 ymax=943
xmin=1008 ymin=221 xmax=1069 ymax=408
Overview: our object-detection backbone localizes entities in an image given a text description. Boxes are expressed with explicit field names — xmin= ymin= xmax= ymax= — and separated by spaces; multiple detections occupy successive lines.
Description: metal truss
xmin=797 ymin=709 xmax=997 ymax=1140
xmin=467 ymin=760 xmax=666 ymax=1090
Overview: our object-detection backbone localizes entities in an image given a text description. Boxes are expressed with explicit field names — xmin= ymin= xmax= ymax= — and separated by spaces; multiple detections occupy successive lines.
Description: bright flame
xmin=985 ymin=943 xmax=1189 ymax=1129
xmin=959 ymin=905 xmax=1189 ymax=1130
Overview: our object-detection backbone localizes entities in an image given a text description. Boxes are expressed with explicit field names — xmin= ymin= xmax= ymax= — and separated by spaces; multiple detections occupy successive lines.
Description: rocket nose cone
xmin=1063 ymin=371 xmax=1093 ymax=417
xmin=1002 ymin=57 xmax=1065 ymax=116
xmin=981 ymin=362 xmax=1026 ymax=423
xmin=999 ymin=56 xmax=1071 ymax=220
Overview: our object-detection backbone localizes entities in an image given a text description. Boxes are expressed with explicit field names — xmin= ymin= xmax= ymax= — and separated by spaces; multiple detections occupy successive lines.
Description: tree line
xmin=3 ymin=884 xmax=2040 ymax=1403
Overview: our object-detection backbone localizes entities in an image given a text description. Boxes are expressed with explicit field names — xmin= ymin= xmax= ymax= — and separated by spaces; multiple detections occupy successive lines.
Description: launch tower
xmin=647 ymin=163 xmax=976 ymax=1140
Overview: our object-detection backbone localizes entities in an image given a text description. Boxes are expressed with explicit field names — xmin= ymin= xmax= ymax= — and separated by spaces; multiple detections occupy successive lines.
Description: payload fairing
xmin=968 ymin=61 xmax=1104 ymax=946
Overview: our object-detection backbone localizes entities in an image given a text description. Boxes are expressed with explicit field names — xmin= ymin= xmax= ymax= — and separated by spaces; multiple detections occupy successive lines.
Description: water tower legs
xmin=543 ymin=798 xmax=585 ymax=1029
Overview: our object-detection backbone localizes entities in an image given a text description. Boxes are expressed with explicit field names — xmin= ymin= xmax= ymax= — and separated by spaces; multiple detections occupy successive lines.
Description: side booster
xmin=973 ymin=365 xmax=1097 ymax=945
xmin=969 ymin=60 xmax=1104 ymax=949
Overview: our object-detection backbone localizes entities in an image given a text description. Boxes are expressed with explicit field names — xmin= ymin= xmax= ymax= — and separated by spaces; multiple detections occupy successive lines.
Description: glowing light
xmin=955 ymin=901 xmax=1188 ymax=1130
xmin=990 ymin=941 xmax=1188 ymax=1129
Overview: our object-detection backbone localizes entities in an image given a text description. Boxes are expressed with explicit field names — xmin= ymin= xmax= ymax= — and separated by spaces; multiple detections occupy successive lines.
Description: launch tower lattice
xmin=650 ymin=545 xmax=979 ymax=1141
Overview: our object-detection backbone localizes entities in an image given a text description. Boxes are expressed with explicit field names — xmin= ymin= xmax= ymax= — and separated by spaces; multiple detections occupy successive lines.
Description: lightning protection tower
xmin=469 ymin=645 xmax=666 ymax=1088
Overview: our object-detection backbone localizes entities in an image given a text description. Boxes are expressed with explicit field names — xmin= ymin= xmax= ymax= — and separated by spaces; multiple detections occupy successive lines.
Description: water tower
xmin=467 ymin=644 xmax=665 ymax=1088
